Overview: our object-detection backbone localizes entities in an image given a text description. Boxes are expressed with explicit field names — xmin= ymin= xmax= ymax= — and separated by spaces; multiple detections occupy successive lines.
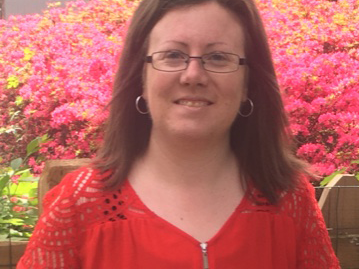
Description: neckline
xmin=124 ymin=179 xmax=251 ymax=246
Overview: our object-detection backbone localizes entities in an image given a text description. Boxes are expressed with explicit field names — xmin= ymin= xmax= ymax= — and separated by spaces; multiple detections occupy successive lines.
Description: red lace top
xmin=17 ymin=167 xmax=339 ymax=269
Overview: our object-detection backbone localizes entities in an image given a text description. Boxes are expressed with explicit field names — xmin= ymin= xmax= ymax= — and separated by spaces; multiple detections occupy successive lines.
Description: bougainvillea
xmin=257 ymin=0 xmax=359 ymax=175
xmin=0 ymin=0 xmax=139 ymax=165
xmin=0 ymin=0 xmax=358 ymax=177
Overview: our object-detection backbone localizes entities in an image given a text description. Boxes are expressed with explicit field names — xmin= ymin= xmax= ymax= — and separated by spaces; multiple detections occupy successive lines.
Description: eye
xmin=162 ymin=50 xmax=186 ymax=60
xmin=206 ymin=52 xmax=230 ymax=62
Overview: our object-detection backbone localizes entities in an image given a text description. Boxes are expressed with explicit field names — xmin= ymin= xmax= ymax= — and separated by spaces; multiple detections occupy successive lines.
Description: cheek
xmin=144 ymin=71 xmax=177 ymax=99
xmin=223 ymin=76 xmax=246 ymax=101
xmin=142 ymin=72 xmax=173 ymax=115
xmin=233 ymin=74 xmax=247 ymax=103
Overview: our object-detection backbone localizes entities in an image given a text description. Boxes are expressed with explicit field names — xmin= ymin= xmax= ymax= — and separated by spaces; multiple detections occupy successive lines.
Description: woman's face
xmin=143 ymin=1 xmax=247 ymax=142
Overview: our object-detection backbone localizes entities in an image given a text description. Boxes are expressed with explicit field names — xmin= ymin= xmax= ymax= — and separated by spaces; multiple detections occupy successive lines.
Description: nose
xmin=179 ymin=58 xmax=209 ymax=87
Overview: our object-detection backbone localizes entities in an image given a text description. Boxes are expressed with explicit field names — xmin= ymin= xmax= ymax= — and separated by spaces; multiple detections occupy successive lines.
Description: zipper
xmin=200 ymin=242 xmax=209 ymax=269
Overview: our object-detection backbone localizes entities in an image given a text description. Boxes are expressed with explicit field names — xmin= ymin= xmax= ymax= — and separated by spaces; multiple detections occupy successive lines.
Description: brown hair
xmin=94 ymin=0 xmax=309 ymax=204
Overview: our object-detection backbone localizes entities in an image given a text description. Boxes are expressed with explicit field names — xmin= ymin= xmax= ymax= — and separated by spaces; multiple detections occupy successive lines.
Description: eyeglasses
xmin=146 ymin=51 xmax=246 ymax=73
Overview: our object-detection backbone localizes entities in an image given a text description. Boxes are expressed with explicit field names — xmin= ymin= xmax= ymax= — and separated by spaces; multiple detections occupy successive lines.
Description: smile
xmin=175 ymin=100 xmax=212 ymax=107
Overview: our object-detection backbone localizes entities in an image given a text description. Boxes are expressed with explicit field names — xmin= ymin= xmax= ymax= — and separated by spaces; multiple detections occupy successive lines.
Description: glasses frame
xmin=146 ymin=51 xmax=246 ymax=73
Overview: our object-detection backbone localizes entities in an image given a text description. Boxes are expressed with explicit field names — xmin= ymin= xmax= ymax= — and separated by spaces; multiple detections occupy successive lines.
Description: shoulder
xmin=43 ymin=166 xmax=131 ymax=227
xmin=276 ymin=178 xmax=329 ymax=237
xmin=19 ymin=167 xmax=107 ymax=268
xmin=245 ymin=177 xmax=322 ymax=225
xmin=42 ymin=166 xmax=108 ymax=209
xmin=245 ymin=177 xmax=316 ymax=213
xmin=51 ymin=165 xmax=108 ymax=190
xmin=278 ymin=178 xmax=317 ymax=215
xmin=277 ymin=181 xmax=340 ymax=267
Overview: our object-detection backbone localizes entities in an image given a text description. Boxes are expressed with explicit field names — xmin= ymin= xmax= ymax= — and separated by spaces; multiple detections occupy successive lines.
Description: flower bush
xmin=258 ymin=0 xmax=359 ymax=175
xmin=0 ymin=136 xmax=48 ymax=239
xmin=0 ymin=0 xmax=358 ymax=177
xmin=0 ymin=0 xmax=139 ymax=165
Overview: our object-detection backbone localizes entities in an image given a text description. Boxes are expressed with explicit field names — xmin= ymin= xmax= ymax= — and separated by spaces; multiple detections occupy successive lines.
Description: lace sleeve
xmin=16 ymin=169 xmax=84 ymax=269
xmin=293 ymin=180 xmax=340 ymax=268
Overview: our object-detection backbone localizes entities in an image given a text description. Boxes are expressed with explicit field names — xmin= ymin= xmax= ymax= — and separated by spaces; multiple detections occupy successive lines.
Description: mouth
xmin=174 ymin=99 xmax=213 ymax=108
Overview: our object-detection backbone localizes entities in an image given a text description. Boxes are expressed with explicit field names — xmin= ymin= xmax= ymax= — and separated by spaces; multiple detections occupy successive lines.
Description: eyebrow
xmin=163 ymin=40 xmax=229 ymax=48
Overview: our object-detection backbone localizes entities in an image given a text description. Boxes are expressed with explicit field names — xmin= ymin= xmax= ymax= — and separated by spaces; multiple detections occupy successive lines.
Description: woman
xmin=18 ymin=0 xmax=339 ymax=268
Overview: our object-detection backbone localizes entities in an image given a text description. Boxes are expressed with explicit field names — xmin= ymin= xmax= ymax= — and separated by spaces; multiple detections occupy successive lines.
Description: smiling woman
xmin=143 ymin=3 xmax=247 ymax=142
xmin=17 ymin=0 xmax=340 ymax=268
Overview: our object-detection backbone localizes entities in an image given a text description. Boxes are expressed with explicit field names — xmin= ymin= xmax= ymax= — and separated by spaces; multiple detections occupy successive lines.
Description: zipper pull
xmin=200 ymin=242 xmax=209 ymax=269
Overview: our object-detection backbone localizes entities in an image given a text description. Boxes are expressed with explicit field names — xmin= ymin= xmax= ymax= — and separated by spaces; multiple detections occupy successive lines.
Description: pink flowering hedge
xmin=0 ymin=0 xmax=358 ymax=176
xmin=258 ymin=0 xmax=359 ymax=175
xmin=0 ymin=0 xmax=139 ymax=172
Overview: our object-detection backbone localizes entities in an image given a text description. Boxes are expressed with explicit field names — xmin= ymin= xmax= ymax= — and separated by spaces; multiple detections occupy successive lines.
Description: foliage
xmin=0 ymin=135 xmax=49 ymax=239
xmin=258 ymin=0 xmax=359 ymax=176
xmin=0 ymin=0 xmax=358 ymax=177
xmin=320 ymin=160 xmax=359 ymax=186
xmin=0 ymin=0 xmax=139 ymax=167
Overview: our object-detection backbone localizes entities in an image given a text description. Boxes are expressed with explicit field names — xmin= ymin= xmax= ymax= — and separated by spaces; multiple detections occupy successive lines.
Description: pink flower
xmin=11 ymin=175 xmax=20 ymax=185
xmin=10 ymin=196 xmax=18 ymax=203
xmin=13 ymin=206 xmax=26 ymax=212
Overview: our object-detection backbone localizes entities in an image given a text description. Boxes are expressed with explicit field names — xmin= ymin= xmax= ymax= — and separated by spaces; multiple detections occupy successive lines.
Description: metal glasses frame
xmin=146 ymin=51 xmax=246 ymax=73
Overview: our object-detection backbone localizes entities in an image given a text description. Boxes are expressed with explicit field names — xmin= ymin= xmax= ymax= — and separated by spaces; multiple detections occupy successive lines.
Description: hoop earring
xmin=238 ymin=98 xmax=254 ymax=117
xmin=135 ymin=96 xmax=149 ymax=115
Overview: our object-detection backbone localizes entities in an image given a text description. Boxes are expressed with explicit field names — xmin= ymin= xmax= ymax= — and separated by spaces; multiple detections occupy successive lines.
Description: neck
xmin=131 ymin=131 xmax=239 ymax=189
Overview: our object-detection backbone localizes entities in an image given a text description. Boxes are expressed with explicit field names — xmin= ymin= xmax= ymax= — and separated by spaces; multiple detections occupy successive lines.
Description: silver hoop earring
xmin=135 ymin=96 xmax=149 ymax=115
xmin=238 ymin=98 xmax=254 ymax=117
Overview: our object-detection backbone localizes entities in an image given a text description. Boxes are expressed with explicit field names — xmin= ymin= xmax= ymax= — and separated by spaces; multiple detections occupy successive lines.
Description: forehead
xmin=148 ymin=2 xmax=245 ymax=53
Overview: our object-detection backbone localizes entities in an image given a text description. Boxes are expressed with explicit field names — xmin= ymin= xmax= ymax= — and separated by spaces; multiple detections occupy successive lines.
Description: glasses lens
xmin=152 ymin=51 xmax=187 ymax=71
xmin=203 ymin=52 xmax=239 ymax=73
xmin=149 ymin=51 xmax=242 ymax=73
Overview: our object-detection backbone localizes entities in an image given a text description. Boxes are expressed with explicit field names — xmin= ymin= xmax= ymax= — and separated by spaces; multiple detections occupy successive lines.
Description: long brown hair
xmin=94 ymin=0 xmax=309 ymax=204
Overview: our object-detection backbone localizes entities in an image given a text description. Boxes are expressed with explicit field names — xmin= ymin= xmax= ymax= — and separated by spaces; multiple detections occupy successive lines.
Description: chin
xmin=167 ymin=124 xmax=226 ymax=141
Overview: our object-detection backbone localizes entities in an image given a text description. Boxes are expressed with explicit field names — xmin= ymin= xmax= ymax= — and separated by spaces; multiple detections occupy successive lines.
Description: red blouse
xmin=17 ymin=167 xmax=340 ymax=269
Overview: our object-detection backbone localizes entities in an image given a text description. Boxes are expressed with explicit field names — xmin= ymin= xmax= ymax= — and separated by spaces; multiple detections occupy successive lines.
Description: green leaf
xmin=41 ymin=134 xmax=50 ymax=143
xmin=18 ymin=176 xmax=39 ymax=182
xmin=15 ymin=96 xmax=23 ymax=106
xmin=15 ymin=168 xmax=30 ymax=175
xmin=10 ymin=158 xmax=23 ymax=170
xmin=26 ymin=138 xmax=40 ymax=156
xmin=0 ymin=175 xmax=10 ymax=194
xmin=3 ymin=181 xmax=38 ymax=196
xmin=28 ymin=198 xmax=38 ymax=206
xmin=350 ymin=160 xmax=359 ymax=164
xmin=9 ymin=229 xmax=24 ymax=237
xmin=29 ymin=188 xmax=38 ymax=198
xmin=0 ymin=218 xmax=24 ymax=225
xmin=356 ymin=174 xmax=359 ymax=181
xmin=320 ymin=168 xmax=346 ymax=186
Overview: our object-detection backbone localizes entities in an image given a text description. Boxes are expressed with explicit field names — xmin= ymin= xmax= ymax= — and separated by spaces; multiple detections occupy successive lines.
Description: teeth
xmin=177 ymin=100 xmax=210 ymax=107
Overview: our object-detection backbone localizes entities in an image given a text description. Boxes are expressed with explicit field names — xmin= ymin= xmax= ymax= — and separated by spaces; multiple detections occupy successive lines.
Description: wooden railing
xmin=315 ymin=175 xmax=359 ymax=269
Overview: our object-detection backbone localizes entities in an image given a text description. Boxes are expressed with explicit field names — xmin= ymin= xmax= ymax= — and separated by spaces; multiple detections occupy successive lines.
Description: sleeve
xmin=17 ymin=171 xmax=81 ymax=269
xmin=295 ymin=180 xmax=341 ymax=269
